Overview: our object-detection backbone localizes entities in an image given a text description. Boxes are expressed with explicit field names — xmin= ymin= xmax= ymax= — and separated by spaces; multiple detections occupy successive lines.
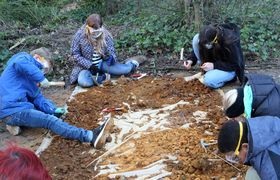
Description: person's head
xmin=199 ymin=24 xmax=220 ymax=50
xmin=85 ymin=13 xmax=103 ymax=39
xmin=30 ymin=47 xmax=52 ymax=74
xmin=84 ymin=14 xmax=113 ymax=57
xmin=218 ymin=120 xmax=248 ymax=164
xmin=223 ymin=88 xmax=244 ymax=118
xmin=0 ymin=144 xmax=51 ymax=180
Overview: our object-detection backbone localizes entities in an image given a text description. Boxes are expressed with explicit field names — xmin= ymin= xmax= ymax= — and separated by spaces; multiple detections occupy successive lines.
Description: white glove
xmin=183 ymin=60 xmax=193 ymax=70
xmin=40 ymin=78 xmax=50 ymax=88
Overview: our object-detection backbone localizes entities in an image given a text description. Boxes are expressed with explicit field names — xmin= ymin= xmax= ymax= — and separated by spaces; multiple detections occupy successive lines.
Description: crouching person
xmin=218 ymin=117 xmax=280 ymax=180
xmin=223 ymin=73 xmax=280 ymax=119
xmin=0 ymin=48 xmax=112 ymax=149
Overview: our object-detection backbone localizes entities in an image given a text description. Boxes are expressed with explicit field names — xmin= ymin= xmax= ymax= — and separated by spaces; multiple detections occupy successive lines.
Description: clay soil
xmin=41 ymin=76 xmax=246 ymax=179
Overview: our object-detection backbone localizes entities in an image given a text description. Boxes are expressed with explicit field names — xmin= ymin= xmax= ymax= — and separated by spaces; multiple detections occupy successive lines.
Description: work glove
xmin=183 ymin=60 xmax=193 ymax=70
xmin=105 ymin=55 xmax=115 ymax=66
xmin=54 ymin=107 xmax=66 ymax=118
xmin=39 ymin=78 xmax=50 ymax=88
xmin=89 ymin=64 xmax=102 ymax=75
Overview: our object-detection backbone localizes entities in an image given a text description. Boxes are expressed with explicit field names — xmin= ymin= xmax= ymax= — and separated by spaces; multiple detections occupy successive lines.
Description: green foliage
xmin=0 ymin=0 xmax=63 ymax=27
xmin=214 ymin=0 xmax=280 ymax=60
xmin=0 ymin=0 xmax=279 ymax=62
xmin=115 ymin=13 xmax=195 ymax=55
xmin=0 ymin=50 xmax=11 ymax=73
xmin=67 ymin=0 xmax=107 ymax=22
xmin=112 ymin=0 xmax=280 ymax=60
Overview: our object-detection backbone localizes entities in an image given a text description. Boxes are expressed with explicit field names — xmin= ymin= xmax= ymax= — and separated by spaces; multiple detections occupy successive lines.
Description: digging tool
xmin=200 ymin=139 xmax=241 ymax=171
xmin=129 ymin=73 xmax=147 ymax=80
xmin=49 ymin=81 xmax=65 ymax=87
xmin=90 ymin=73 xmax=111 ymax=87
xmin=42 ymin=81 xmax=69 ymax=89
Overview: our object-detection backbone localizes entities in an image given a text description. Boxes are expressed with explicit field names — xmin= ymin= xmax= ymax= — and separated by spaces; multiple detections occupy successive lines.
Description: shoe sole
xmin=94 ymin=117 xmax=114 ymax=149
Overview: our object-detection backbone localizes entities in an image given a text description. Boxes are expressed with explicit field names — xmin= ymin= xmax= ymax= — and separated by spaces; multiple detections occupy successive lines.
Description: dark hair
xmin=198 ymin=23 xmax=240 ymax=63
xmin=218 ymin=120 xmax=248 ymax=153
xmin=198 ymin=24 xmax=218 ymax=47
xmin=0 ymin=144 xmax=51 ymax=180
xmin=86 ymin=14 xmax=103 ymax=29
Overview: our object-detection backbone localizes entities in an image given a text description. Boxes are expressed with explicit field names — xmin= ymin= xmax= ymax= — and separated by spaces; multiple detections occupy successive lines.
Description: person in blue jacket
xmin=0 ymin=48 xmax=113 ymax=149
xmin=218 ymin=117 xmax=280 ymax=180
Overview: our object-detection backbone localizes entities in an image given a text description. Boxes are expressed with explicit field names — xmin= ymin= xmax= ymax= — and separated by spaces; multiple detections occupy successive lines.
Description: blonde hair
xmin=85 ymin=14 xmax=112 ymax=57
xmin=30 ymin=47 xmax=53 ymax=73
xmin=223 ymin=89 xmax=238 ymax=111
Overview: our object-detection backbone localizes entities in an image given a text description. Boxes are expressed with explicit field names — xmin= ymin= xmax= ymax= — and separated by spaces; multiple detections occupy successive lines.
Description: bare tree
xmin=193 ymin=0 xmax=201 ymax=31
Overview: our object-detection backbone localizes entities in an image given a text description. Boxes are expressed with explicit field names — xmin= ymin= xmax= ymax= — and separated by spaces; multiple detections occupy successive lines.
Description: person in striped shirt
xmin=70 ymin=14 xmax=143 ymax=87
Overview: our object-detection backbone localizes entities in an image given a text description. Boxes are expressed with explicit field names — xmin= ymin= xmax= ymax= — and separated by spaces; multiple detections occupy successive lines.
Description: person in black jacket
xmin=183 ymin=23 xmax=245 ymax=89
xmin=223 ymin=73 xmax=280 ymax=118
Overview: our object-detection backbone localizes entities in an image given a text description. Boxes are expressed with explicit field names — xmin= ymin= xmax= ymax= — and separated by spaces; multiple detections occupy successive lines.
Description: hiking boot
xmin=125 ymin=56 xmax=147 ymax=68
xmin=6 ymin=125 xmax=21 ymax=136
xmin=91 ymin=117 xmax=114 ymax=149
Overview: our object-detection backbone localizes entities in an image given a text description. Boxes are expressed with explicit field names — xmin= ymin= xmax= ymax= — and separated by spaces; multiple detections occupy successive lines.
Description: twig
xmin=180 ymin=48 xmax=184 ymax=61
xmin=87 ymin=130 xmax=167 ymax=168
xmin=210 ymin=151 xmax=241 ymax=172
xmin=86 ymin=131 xmax=137 ymax=168
xmin=9 ymin=38 xmax=26 ymax=51
xmin=200 ymin=139 xmax=241 ymax=171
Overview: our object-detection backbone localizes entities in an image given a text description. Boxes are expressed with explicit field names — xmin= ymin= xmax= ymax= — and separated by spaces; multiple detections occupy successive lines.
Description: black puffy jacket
xmin=245 ymin=74 xmax=280 ymax=117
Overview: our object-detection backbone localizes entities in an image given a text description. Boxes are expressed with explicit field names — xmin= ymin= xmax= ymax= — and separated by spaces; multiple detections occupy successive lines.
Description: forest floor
xmin=1 ymin=63 xmax=279 ymax=179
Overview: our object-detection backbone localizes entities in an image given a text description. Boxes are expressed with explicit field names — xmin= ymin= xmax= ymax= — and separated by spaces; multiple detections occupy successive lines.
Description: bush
xmin=111 ymin=0 xmax=279 ymax=60
xmin=0 ymin=0 xmax=63 ymax=27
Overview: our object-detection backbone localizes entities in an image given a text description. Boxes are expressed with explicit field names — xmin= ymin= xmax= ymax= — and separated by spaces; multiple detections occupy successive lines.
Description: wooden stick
xmin=180 ymin=48 xmax=184 ymax=61
xmin=49 ymin=81 xmax=65 ymax=87
xmin=9 ymin=38 xmax=26 ymax=51
xmin=86 ymin=132 xmax=137 ymax=168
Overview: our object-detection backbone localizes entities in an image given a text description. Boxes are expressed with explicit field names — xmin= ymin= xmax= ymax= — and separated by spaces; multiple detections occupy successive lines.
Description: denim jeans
xmin=78 ymin=70 xmax=107 ymax=88
xmin=192 ymin=33 xmax=236 ymax=88
xmin=192 ymin=33 xmax=202 ymax=65
xmin=78 ymin=62 xmax=135 ymax=88
xmin=204 ymin=69 xmax=236 ymax=89
xmin=101 ymin=61 xmax=135 ymax=76
xmin=5 ymin=109 xmax=93 ymax=143
xmin=245 ymin=167 xmax=261 ymax=180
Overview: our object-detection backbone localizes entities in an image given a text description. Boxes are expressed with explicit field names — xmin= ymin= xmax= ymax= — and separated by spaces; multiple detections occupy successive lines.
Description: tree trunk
xmin=193 ymin=0 xmax=201 ymax=31
xmin=183 ymin=0 xmax=192 ymax=25
xmin=137 ymin=0 xmax=142 ymax=14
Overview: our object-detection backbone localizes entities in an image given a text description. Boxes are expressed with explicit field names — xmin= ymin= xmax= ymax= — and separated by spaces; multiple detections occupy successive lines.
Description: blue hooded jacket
xmin=0 ymin=52 xmax=56 ymax=119
xmin=245 ymin=116 xmax=280 ymax=180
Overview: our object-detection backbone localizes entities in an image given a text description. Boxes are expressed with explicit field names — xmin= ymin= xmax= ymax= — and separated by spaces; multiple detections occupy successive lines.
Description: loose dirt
xmin=40 ymin=76 xmax=246 ymax=179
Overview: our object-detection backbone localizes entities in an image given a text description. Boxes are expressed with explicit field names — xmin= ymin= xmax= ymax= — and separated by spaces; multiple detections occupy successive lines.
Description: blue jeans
xmin=204 ymin=69 xmax=236 ymax=89
xmin=192 ymin=33 xmax=236 ymax=88
xmin=78 ymin=70 xmax=107 ymax=88
xmin=101 ymin=61 xmax=135 ymax=76
xmin=5 ymin=109 xmax=93 ymax=143
xmin=78 ymin=62 xmax=135 ymax=88
xmin=192 ymin=33 xmax=202 ymax=65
